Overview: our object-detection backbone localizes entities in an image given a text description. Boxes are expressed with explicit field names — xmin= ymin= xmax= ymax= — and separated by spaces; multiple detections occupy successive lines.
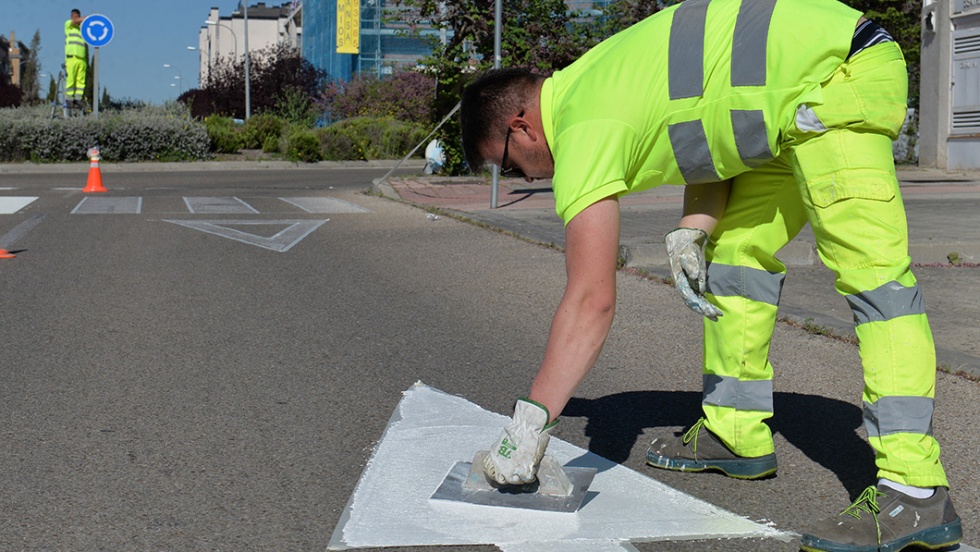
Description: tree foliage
xmin=181 ymin=43 xmax=329 ymax=120
xmin=321 ymin=70 xmax=435 ymax=124
xmin=394 ymin=0 xmax=598 ymax=173
xmin=19 ymin=31 xmax=43 ymax=106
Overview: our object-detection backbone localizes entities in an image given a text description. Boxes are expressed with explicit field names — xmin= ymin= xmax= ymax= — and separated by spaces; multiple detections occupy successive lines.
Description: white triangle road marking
xmin=163 ymin=219 xmax=327 ymax=252
xmin=327 ymin=382 xmax=790 ymax=551
xmin=0 ymin=197 xmax=39 ymax=214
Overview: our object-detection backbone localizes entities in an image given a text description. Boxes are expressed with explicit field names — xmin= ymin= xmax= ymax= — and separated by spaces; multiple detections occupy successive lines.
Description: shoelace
xmin=842 ymin=485 xmax=885 ymax=545
xmin=681 ymin=417 xmax=708 ymax=459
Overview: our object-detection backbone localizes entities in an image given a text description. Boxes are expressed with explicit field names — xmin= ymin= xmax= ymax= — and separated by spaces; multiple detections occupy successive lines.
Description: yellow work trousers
xmin=701 ymin=42 xmax=948 ymax=487
xmin=66 ymin=57 xmax=87 ymax=102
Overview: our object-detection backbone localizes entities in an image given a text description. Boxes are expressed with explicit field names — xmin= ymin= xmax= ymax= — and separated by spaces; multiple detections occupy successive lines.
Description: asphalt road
xmin=1 ymin=165 xmax=976 ymax=551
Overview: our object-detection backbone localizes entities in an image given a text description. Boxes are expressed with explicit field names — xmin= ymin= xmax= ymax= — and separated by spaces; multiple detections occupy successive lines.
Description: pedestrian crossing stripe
xmin=183 ymin=196 xmax=259 ymax=214
xmin=280 ymin=197 xmax=371 ymax=214
xmin=34 ymin=197 xmax=375 ymax=216
xmin=72 ymin=196 xmax=143 ymax=214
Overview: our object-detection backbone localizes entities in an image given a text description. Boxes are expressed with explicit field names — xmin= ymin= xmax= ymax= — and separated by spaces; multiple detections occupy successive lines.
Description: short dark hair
xmin=460 ymin=68 xmax=546 ymax=173
xmin=71 ymin=9 xmax=81 ymax=16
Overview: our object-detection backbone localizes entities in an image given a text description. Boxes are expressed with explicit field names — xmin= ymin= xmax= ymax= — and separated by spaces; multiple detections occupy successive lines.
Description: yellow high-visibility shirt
xmin=540 ymin=0 xmax=862 ymax=224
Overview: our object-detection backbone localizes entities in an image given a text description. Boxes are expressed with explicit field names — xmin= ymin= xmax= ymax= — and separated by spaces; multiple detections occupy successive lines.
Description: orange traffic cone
xmin=83 ymin=147 xmax=107 ymax=193
xmin=0 ymin=248 xmax=14 ymax=259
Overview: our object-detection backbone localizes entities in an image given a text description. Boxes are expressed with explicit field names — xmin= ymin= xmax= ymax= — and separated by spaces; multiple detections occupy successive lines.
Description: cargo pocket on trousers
xmin=807 ymin=171 xmax=896 ymax=209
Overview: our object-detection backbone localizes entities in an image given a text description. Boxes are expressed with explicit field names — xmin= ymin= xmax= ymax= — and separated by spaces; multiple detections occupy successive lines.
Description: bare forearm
xmin=678 ymin=180 xmax=731 ymax=235
xmin=528 ymin=295 xmax=614 ymax=422
xmin=526 ymin=197 xmax=621 ymax=423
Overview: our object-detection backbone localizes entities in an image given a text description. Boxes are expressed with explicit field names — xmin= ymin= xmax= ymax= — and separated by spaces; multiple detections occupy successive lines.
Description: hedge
xmin=0 ymin=104 xmax=211 ymax=163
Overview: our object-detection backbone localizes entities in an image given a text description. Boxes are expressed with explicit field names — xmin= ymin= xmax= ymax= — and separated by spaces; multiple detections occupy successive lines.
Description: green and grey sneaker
xmin=800 ymin=484 xmax=962 ymax=552
xmin=645 ymin=417 xmax=777 ymax=479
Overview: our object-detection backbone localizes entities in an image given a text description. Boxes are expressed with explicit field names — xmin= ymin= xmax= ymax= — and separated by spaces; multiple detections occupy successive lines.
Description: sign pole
xmin=490 ymin=0 xmax=502 ymax=209
xmin=80 ymin=14 xmax=113 ymax=119
xmin=93 ymin=48 xmax=100 ymax=119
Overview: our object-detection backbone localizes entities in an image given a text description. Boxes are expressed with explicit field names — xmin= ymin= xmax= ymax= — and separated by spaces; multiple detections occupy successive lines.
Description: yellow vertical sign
xmin=337 ymin=0 xmax=360 ymax=54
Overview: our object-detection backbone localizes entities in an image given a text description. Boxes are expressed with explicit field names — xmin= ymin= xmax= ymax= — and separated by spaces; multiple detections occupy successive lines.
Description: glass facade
xmin=303 ymin=0 xmax=355 ymax=81
xmin=301 ymin=0 xmax=619 ymax=82
xmin=302 ymin=0 xmax=435 ymax=82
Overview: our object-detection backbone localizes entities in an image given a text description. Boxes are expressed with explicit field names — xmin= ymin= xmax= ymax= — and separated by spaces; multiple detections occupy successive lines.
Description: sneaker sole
xmin=799 ymin=517 xmax=963 ymax=552
xmin=645 ymin=451 xmax=777 ymax=480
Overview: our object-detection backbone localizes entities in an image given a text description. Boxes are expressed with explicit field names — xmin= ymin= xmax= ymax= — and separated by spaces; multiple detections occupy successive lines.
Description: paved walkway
xmin=375 ymin=167 xmax=980 ymax=379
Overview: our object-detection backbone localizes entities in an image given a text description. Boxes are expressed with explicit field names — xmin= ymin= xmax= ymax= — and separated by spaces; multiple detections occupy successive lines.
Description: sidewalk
xmin=374 ymin=167 xmax=980 ymax=379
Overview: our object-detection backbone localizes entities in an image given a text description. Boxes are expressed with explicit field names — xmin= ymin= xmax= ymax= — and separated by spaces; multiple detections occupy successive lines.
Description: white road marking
xmin=183 ymin=197 xmax=259 ymax=214
xmin=0 ymin=197 xmax=39 ymax=214
xmin=328 ymin=383 xmax=789 ymax=551
xmin=71 ymin=197 xmax=142 ymax=214
xmin=163 ymin=219 xmax=327 ymax=252
xmin=279 ymin=197 xmax=371 ymax=214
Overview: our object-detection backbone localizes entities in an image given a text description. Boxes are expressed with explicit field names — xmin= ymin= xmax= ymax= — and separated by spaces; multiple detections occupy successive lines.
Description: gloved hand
xmin=484 ymin=398 xmax=557 ymax=485
xmin=665 ymin=227 xmax=723 ymax=320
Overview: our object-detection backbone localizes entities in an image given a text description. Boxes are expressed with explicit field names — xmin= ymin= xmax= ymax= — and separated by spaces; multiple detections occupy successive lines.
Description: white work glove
xmin=665 ymin=227 xmax=723 ymax=320
xmin=484 ymin=398 xmax=557 ymax=485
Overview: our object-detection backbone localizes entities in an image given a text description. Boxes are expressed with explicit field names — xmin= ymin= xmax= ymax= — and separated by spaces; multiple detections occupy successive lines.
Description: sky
xmin=2 ymin=0 xmax=251 ymax=104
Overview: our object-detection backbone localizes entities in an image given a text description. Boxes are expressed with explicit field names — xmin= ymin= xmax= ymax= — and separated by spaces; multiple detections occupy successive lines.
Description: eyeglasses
xmin=499 ymin=111 xmax=525 ymax=178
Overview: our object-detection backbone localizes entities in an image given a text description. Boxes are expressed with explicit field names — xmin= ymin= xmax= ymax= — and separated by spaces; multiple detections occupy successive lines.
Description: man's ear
xmin=510 ymin=113 xmax=540 ymax=142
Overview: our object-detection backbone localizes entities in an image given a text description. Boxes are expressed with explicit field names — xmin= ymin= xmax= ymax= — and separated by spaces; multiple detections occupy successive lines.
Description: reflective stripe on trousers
xmin=699 ymin=42 xmax=947 ymax=487
xmin=65 ymin=57 xmax=86 ymax=100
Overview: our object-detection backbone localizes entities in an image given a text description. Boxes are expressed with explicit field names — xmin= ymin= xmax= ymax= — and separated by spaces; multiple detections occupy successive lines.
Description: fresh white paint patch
xmin=327 ymin=383 xmax=789 ymax=551
xmin=71 ymin=197 xmax=142 ymax=214
xmin=183 ymin=197 xmax=258 ymax=214
xmin=279 ymin=197 xmax=371 ymax=214
xmin=0 ymin=197 xmax=38 ymax=214
xmin=163 ymin=219 xmax=327 ymax=252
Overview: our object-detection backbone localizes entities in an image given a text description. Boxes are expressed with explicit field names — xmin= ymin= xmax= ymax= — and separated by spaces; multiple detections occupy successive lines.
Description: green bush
xmin=0 ymin=103 xmax=211 ymax=162
xmin=316 ymin=125 xmax=364 ymax=161
xmin=204 ymin=115 xmax=243 ymax=154
xmin=262 ymin=135 xmax=280 ymax=154
xmin=316 ymin=117 xmax=427 ymax=161
xmin=283 ymin=127 xmax=320 ymax=162
xmin=242 ymin=113 xmax=285 ymax=150
xmin=274 ymin=87 xmax=320 ymax=128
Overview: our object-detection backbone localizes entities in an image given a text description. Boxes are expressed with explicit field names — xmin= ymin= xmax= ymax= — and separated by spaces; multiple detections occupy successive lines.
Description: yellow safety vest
xmin=65 ymin=20 xmax=87 ymax=59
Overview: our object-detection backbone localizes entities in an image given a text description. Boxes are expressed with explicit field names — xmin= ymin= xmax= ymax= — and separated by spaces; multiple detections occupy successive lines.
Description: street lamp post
xmin=163 ymin=63 xmax=183 ymax=95
xmin=205 ymin=20 xmax=238 ymax=58
xmin=243 ymin=2 xmax=251 ymax=120
xmin=206 ymin=16 xmax=248 ymax=119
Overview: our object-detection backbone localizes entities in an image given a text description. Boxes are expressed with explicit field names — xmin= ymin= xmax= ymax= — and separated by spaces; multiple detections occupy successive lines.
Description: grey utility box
xmin=920 ymin=0 xmax=980 ymax=169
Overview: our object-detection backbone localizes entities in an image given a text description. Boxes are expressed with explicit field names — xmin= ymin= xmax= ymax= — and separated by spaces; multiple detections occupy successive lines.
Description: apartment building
xmin=194 ymin=2 xmax=302 ymax=85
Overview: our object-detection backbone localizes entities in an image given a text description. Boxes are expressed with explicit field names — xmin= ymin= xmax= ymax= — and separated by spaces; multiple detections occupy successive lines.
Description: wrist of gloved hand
xmin=664 ymin=227 xmax=723 ymax=319
xmin=484 ymin=398 xmax=558 ymax=485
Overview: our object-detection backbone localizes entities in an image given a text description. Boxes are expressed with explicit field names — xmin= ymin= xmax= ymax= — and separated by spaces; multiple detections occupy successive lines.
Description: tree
xmin=183 ymin=43 xmax=328 ymax=120
xmin=396 ymin=0 xmax=610 ymax=173
xmin=85 ymin=53 xmax=95 ymax=105
xmin=322 ymin=69 xmax=435 ymax=124
xmin=19 ymin=31 xmax=43 ymax=105
xmin=46 ymin=75 xmax=57 ymax=104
